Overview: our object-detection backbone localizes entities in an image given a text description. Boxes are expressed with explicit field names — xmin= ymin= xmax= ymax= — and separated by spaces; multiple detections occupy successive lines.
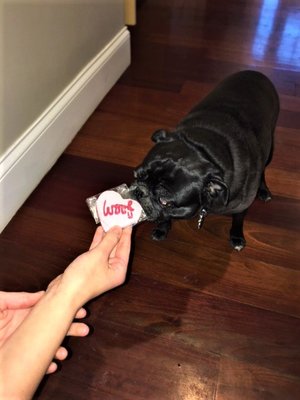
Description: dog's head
xmin=131 ymin=129 xmax=229 ymax=221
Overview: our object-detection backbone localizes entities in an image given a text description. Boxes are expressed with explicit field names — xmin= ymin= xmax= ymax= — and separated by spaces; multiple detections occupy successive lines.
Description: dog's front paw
xmin=152 ymin=228 xmax=168 ymax=241
xmin=230 ymin=236 xmax=246 ymax=251
xmin=152 ymin=220 xmax=171 ymax=241
xmin=257 ymin=187 xmax=272 ymax=202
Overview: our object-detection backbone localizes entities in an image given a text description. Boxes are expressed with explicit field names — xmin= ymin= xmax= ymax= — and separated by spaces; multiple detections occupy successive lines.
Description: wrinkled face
xmin=131 ymin=141 xmax=205 ymax=221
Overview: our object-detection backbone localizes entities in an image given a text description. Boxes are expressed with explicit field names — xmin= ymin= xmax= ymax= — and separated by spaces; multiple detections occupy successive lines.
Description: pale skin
xmin=0 ymin=291 xmax=89 ymax=375
xmin=0 ymin=226 xmax=132 ymax=399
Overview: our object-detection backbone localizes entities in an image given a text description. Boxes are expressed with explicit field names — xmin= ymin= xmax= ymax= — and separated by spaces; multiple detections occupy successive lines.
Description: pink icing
xmin=96 ymin=190 xmax=143 ymax=231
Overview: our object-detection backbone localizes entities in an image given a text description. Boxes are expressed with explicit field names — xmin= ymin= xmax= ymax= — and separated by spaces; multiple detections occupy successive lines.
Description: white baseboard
xmin=0 ymin=27 xmax=130 ymax=233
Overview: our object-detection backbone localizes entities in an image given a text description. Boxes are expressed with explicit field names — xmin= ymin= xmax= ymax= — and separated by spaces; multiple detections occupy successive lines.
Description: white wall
xmin=0 ymin=0 xmax=125 ymax=154
xmin=0 ymin=0 xmax=130 ymax=231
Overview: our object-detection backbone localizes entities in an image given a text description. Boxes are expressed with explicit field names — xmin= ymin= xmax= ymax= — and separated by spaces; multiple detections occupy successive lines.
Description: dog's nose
xmin=135 ymin=187 xmax=146 ymax=199
xmin=131 ymin=184 xmax=148 ymax=199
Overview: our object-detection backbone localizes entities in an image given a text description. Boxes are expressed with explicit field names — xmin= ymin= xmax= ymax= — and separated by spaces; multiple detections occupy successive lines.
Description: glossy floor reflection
xmin=253 ymin=0 xmax=300 ymax=70
xmin=1 ymin=0 xmax=300 ymax=399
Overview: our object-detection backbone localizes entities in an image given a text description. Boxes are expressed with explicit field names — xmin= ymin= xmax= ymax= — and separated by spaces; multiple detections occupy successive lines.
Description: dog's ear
xmin=151 ymin=129 xmax=173 ymax=143
xmin=204 ymin=177 xmax=229 ymax=206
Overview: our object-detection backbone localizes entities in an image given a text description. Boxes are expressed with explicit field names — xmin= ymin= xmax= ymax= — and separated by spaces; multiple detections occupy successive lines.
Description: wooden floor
xmin=1 ymin=1 xmax=300 ymax=399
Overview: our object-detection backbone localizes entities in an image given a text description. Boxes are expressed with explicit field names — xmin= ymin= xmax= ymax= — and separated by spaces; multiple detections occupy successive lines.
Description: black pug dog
xmin=131 ymin=70 xmax=279 ymax=250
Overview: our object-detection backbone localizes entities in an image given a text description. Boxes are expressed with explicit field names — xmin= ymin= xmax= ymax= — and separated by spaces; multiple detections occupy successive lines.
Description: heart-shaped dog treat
xmin=96 ymin=190 xmax=143 ymax=231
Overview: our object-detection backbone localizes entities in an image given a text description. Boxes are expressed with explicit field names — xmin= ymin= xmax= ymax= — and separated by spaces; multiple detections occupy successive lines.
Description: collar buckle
xmin=197 ymin=208 xmax=208 ymax=229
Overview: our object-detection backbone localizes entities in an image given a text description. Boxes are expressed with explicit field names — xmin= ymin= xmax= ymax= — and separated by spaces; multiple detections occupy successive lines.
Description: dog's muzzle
xmin=130 ymin=182 xmax=149 ymax=201
xmin=129 ymin=182 xmax=159 ymax=221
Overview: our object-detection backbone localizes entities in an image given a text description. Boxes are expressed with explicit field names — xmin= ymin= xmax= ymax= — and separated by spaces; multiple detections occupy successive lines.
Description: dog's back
xmin=178 ymin=70 xmax=279 ymax=166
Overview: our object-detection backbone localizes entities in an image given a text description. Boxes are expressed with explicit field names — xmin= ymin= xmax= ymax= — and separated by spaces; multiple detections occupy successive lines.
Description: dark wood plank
xmin=1 ymin=0 xmax=300 ymax=399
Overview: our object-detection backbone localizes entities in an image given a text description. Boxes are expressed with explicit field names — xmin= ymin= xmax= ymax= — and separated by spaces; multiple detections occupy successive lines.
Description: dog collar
xmin=197 ymin=208 xmax=208 ymax=229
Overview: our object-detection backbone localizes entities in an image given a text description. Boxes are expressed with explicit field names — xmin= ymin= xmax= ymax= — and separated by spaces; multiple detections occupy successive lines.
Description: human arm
xmin=0 ymin=291 xmax=89 ymax=374
xmin=0 ymin=226 xmax=132 ymax=399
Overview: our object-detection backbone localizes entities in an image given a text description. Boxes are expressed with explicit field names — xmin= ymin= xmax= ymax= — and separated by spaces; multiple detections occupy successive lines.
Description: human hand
xmin=0 ymin=227 xmax=132 ymax=399
xmin=0 ymin=291 xmax=90 ymax=374
xmin=50 ymin=226 xmax=132 ymax=308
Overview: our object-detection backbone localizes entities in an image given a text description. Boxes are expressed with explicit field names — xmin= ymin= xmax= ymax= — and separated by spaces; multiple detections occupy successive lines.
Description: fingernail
xmin=80 ymin=325 xmax=90 ymax=336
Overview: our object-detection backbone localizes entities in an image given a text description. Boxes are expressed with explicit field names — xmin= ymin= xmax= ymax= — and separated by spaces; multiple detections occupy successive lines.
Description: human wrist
xmin=46 ymin=277 xmax=84 ymax=315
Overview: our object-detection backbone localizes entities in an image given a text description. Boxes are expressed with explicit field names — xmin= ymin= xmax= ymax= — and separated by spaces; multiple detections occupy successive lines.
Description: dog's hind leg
xmin=257 ymin=170 xmax=272 ymax=202
xmin=152 ymin=219 xmax=172 ymax=241
xmin=230 ymin=210 xmax=248 ymax=251
xmin=257 ymin=131 xmax=274 ymax=202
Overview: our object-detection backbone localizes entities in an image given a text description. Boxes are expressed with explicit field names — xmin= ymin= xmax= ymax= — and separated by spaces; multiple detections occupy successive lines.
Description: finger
xmin=109 ymin=226 xmax=132 ymax=258
xmin=89 ymin=226 xmax=105 ymax=250
xmin=75 ymin=307 xmax=87 ymax=319
xmin=111 ymin=226 xmax=132 ymax=265
xmin=54 ymin=346 xmax=68 ymax=361
xmin=66 ymin=322 xmax=90 ymax=337
xmin=46 ymin=362 xmax=58 ymax=374
xmin=93 ymin=226 xmax=122 ymax=259
xmin=1 ymin=291 xmax=45 ymax=310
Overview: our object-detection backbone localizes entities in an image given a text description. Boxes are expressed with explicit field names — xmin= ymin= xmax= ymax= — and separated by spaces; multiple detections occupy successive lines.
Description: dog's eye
xmin=159 ymin=197 xmax=168 ymax=206
xmin=159 ymin=197 xmax=174 ymax=208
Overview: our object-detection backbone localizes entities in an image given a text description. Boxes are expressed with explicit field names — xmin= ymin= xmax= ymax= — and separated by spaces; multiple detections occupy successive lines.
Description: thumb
xmin=89 ymin=226 xmax=104 ymax=251
xmin=94 ymin=226 xmax=122 ymax=258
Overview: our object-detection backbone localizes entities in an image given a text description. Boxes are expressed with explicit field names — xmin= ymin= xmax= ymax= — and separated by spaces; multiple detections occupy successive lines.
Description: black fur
xmin=131 ymin=71 xmax=279 ymax=250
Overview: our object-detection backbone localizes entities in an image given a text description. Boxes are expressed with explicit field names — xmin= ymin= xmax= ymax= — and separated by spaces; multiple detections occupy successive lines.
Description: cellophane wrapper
xmin=86 ymin=183 xmax=148 ymax=226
